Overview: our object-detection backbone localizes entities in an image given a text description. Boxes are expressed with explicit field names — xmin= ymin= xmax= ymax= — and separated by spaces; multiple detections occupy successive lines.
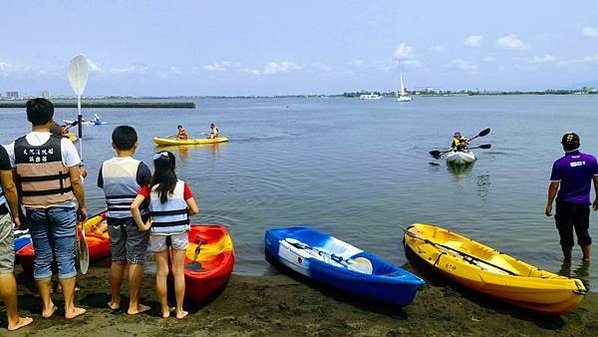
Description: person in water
xmin=130 ymin=151 xmax=199 ymax=319
xmin=209 ymin=124 xmax=219 ymax=139
xmin=545 ymin=132 xmax=598 ymax=261
xmin=177 ymin=125 xmax=189 ymax=140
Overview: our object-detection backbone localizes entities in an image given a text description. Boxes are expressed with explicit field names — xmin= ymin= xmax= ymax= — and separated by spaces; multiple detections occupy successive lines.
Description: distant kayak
xmin=153 ymin=136 xmax=229 ymax=146
xmin=446 ymin=150 xmax=476 ymax=165
xmin=63 ymin=119 xmax=93 ymax=126
xmin=93 ymin=120 xmax=108 ymax=126
xmin=265 ymin=226 xmax=424 ymax=306
xmin=66 ymin=133 xmax=78 ymax=142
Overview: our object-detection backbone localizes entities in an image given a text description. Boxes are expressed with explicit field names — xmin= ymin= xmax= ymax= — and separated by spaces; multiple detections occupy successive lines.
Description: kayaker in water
xmin=209 ymin=123 xmax=219 ymax=139
xmin=130 ymin=150 xmax=199 ymax=319
xmin=0 ymin=137 xmax=33 ymax=331
xmin=177 ymin=125 xmax=189 ymax=140
xmin=450 ymin=131 xmax=468 ymax=150
xmin=98 ymin=125 xmax=152 ymax=315
xmin=456 ymin=138 xmax=469 ymax=152
xmin=545 ymin=132 xmax=598 ymax=262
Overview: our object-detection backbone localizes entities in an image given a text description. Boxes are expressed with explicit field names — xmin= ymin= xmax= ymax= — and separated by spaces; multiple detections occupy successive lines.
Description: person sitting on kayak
xmin=456 ymin=138 xmax=470 ymax=152
xmin=450 ymin=131 xmax=468 ymax=150
xmin=177 ymin=125 xmax=189 ymax=140
xmin=93 ymin=114 xmax=101 ymax=123
xmin=209 ymin=124 xmax=219 ymax=139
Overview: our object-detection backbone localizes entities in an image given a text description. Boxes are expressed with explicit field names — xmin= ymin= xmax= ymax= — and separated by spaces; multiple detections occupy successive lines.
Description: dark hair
xmin=561 ymin=132 xmax=580 ymax=152
xmin=112 ymin=125 xmax=138 ymax=151
xmin=210 ymin=124 xmax=215 ymax=128
xmin=49 ymin=122 xmax=63 ymax=137
xmin=150 ymin=151 xmax=178 ymax=204
xmin=26 ymin=98 xmax=54 ymax=126
xmin=177 ymin=125 xmax=183 ymax=129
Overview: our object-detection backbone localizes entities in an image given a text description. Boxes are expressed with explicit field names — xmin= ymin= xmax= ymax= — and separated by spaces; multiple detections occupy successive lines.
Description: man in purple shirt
xmin=545 ymin=132 xmax=598 ymax=261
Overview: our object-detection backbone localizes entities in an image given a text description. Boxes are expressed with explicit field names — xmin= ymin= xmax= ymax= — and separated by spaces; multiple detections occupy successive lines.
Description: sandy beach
xmin=1 ymin=261 xmax=596 ymax=337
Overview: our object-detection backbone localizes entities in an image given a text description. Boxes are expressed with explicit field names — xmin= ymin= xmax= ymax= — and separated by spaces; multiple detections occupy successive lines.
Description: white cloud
xmin=530 ymin=54 xmax=555 ymax=64
xmin=0 ymin=61 xmax=22 ymax=75
xmin=464 ymin=35 xmax=483 ymax=47
xmin=349 ymin=59 xmax=363 ymax=67
xmin=393 ymin=43 xmax=415 ymax=59
xmin=496 ymin=34 xmax=529 ymax=50
xmin=263 ymin=61 xmax=303 ymax=75
xmin=240 ymin=68 xmax=260 ymax=76
xmin=558 ymin=54 xmax=598 ymax=66
xmin=310 ymin=62 xmax=331 ymax=72
xmin=84 ymin=59 xmax=146 ymax=74
xmin=160 ymin=66 xmax=183 ymax=78
xmin=483 ymin=56 xmax=497 ymax=62
xmin=582 ymin=26 xmax=598 ymax=37
xmin=445 ymin=59 xmax=478 ymax=73
xmin=86 ymin=59 xmax=102 ymax=72
xmin=498 ymin=65 xmax=507 ymax=72
xmin=203 ymin=62 xmax=227 ymax=72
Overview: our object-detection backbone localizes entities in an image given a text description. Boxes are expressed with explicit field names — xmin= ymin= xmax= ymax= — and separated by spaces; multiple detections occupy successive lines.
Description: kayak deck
xmin=404 ymin=223 xmax=586 ymax=314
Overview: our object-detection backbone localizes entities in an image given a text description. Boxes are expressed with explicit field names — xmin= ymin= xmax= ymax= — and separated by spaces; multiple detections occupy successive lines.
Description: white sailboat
xmin=397 ymin=74 xmax=413 ymax=102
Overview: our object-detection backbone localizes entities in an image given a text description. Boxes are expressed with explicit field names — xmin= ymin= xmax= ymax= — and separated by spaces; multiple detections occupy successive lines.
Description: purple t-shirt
xmin=550 ymin=150 xmax=598 ymax=204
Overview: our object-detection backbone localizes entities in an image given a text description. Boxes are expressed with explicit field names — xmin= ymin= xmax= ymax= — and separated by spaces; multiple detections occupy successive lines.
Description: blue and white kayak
xmin=14 ymin=229 xmax=31 ymax=252
xmin=265 ymin=226 xmax=425 ymax=306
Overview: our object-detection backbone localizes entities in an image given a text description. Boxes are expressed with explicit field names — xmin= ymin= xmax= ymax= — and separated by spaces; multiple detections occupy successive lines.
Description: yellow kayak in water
xmin=66 ymin=133 xmax=78 ymax=142
xmin=153 ymin=136 xmax=229 ymax=146
xmin=403 ymin=223 xmax=586 ymax=315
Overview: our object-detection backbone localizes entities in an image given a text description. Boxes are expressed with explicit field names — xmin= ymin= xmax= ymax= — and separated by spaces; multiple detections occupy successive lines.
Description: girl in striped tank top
xmin=131 ymin=151 xmax=199 ymax=319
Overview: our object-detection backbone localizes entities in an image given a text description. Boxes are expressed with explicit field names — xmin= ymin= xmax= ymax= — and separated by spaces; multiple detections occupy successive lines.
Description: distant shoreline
xmin=0 ymin=100 xmax=195 ymax=109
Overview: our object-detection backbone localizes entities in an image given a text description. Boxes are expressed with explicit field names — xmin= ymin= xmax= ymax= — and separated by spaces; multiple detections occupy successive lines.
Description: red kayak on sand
xmin=183 ymin=224 xmax=235 ymax=302
xmin=16 ymin=212 xmax=111 ymax=274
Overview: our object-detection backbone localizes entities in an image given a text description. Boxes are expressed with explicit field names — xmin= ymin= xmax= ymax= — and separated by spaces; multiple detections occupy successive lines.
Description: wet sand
xmin=1 ymin=262 xmax=597 ymax=337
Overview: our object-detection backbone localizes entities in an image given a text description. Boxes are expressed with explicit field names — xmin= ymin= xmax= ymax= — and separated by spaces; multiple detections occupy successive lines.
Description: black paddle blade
xmin=429 ymin=150 xmax=441 ymax=159
xmin=479 ymin=144 xmax=491 ymax=149
xmin=477 ymin=128 xmax=491 ymax=137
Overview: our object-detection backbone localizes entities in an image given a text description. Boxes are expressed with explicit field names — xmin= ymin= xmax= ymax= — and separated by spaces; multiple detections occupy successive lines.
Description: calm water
xmin=2 ymin=95 xmax=597 ymax=291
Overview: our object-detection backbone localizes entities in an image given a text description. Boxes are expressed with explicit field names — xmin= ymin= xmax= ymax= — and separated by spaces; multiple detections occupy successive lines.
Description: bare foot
xmin=162 ymin=307 xmax=175 ymax=319
xmin=42 ymin=303 xmax=57 ymax=319
xmin=127 ymin=303 xmax=151 ymax=315
xmin=176 ymin=310 xmax=188 ymax=320
xmin=107 ymin=301 xmax=120 ymax=310
xmin=8 ymin=317 xmax=33 ymax=331
xmin=65 ymin=307 xmax=87 ymax=320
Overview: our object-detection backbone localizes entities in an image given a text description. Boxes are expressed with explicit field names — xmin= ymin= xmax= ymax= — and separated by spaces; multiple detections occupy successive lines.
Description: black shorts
xmin=555 ymin=201 xmax=592 ymax=247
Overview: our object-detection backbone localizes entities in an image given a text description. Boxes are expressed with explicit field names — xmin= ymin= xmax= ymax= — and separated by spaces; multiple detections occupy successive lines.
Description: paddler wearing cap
xmin=545 ymin=132 xmax=598 ymax=262
xmin=450 ymin=131 xmax=467 ymax=150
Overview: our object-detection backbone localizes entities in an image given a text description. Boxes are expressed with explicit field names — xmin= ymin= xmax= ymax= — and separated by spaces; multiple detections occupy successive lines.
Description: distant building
xmin=40 ymin=90 xmax=49 ymax=98
xmin=6 ymin=91 xmax=19 ymax=99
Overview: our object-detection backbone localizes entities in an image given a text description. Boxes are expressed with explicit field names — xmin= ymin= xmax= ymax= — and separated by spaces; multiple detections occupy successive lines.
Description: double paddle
xmin=429 ymin=127 xmax=491 ymax=159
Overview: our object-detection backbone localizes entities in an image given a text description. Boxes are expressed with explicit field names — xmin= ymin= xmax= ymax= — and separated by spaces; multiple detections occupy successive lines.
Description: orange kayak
xmin=17 ymin=212 xmax=111 ymax=274
xmin=183 ymin=224 xmax=235 ymax=302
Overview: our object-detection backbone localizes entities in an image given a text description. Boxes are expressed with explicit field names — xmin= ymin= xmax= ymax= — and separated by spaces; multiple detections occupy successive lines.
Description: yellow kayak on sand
xmin=153 ymin=136 xmax=229 ymax=146
xmin=403 ymin=223 xmax=586 ymax=315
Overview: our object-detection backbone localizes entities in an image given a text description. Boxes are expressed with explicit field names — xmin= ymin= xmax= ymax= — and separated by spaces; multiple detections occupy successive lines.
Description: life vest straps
xmin=152 ymin=219 xmax=190 ymax=227
xmin=21 ymin=186 xmax=73 ymax=197
xmin=149 ymin=209 xmax=188 ymax=217
xmin=17 ymin=172 xmax=70 ymax=182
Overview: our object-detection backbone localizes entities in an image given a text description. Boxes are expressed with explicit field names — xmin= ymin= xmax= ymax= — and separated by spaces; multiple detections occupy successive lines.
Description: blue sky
xmin=1 ymin=0 xmax=597 ymax=96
